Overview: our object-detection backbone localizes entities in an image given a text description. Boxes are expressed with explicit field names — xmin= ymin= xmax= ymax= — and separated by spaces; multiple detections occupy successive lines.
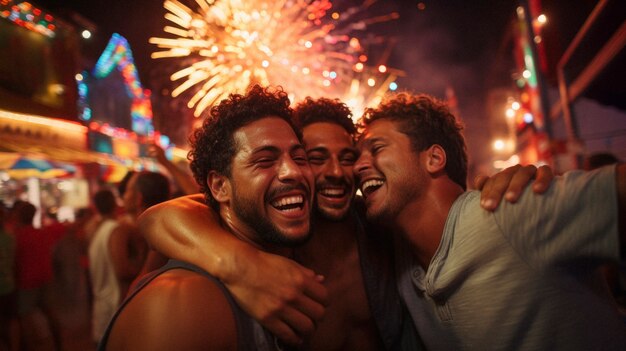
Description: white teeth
xmin=362 ymin=179 xmax=384 ymax=192
xmin=271 ymin=195 xmax=304 ymax=208
xmin=320 ymin=188 xmax=345 ymax=196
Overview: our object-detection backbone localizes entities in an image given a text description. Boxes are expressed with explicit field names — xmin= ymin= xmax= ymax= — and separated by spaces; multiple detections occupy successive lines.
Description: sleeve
xmin=492 ymin=164 xmax=619 ymax=269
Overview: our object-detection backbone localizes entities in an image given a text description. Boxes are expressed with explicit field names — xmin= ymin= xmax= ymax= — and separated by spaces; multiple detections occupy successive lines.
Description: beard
xmin=313 ymin=197 xmax=351 ymax=222
xmin=231 ymin=186 xmax=311 ymax=248
xmin=366 ymin=168 xmax=427 ymax=225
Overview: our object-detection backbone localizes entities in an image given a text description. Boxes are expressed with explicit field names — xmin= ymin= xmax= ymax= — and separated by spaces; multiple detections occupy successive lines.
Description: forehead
xmin=233 ymin=116 xmax=302 ymax=153
xmin=359 ymin=119 xmax=401 ymax=143
xmin=302 ymin=122 xmax=353 ymax=150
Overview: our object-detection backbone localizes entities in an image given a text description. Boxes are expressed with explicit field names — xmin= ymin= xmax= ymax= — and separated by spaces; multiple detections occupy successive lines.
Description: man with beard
xmin=98 ymin=85 xmax=315 ymax=351
xmin=138 ymin=96 xmax=551 ymax=349
xmin=355 ymin=93 xmax=626 ymax=350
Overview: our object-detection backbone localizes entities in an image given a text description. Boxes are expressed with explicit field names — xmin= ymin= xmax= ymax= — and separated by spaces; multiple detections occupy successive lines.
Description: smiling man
xmin=355 ymin=92 xmax=626 ymax=350
xmin=98 ymin=85 xmax=315 ymax=351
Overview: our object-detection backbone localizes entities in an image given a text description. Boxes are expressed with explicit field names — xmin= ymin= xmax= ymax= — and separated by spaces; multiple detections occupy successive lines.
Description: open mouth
xmin=271 ymin=195 xmax=305 ymax=212
xmin=318 ymin=187 xmax=346 ymax=198
xmin=360 ymin=179 xmax=384 ymax=197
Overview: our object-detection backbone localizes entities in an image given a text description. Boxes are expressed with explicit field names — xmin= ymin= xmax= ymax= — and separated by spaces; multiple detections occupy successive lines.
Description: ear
xmin=424 ymin=144 xmax=447 ymax=174
xmin=207 ymin=171 xmax=231 ymax=204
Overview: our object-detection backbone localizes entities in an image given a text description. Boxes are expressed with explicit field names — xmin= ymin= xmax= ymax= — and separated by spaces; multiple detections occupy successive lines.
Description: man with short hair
xmin=355 ymin=92 xmax=626 ymax=349
xmin=100 ymin=85 xmax=315 ymax=350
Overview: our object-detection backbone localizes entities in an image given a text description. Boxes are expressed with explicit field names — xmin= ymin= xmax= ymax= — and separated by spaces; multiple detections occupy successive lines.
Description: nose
xmin=278 ymin=156 xmax=304 ymax=182
xmin=324 ymin=157 xmax=343 ymax=179
xmin=354 ymin=151 xmax=371 ymax=176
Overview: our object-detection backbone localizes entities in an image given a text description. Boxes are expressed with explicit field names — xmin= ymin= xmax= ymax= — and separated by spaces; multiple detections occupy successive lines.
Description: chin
xmin=365 ymin=206 xmax=389 ymax=224
xmin=316 ymin=207 xmax=350 ymax=222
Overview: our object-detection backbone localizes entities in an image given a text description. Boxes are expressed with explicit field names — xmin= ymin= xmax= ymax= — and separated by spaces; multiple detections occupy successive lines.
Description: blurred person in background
xmin=147 ymin=142 xmax=198 ymax=196
xmin=115 ymin=171 xmax=171 ymax=286
xmin=88 ymin=189 xmax=121 ymax=345
xmin=12 ymin=201 xmax=63 ymax=351
xmin=0 ymin=204 xmax=18 ymax=351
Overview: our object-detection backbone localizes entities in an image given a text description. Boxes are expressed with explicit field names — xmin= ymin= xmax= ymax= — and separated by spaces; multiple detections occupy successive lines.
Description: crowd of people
xmin=0 ymin=143 xmax=197 ymax=351
xmin=1 ymin=85 xmax=624 ymax=350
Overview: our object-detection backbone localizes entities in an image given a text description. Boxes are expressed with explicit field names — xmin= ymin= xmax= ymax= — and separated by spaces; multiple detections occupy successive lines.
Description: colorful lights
xmin=91 ymin=34 xmax=154 ymax=136
xmin=0 ymin=0 xmax=57 ymax=38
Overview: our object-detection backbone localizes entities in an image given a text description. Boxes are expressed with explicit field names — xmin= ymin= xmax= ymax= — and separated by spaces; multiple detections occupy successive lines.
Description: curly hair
xmin=293 ymin=97 xmax=357 ymax=139
xmin=362 ymin=93 xmax=468 ymax=190
xmin=188 ymin=85 xmax=300 ymax=210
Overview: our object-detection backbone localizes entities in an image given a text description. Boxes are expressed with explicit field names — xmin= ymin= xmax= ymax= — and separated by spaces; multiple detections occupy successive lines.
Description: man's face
xmin=354 ymin=119 xmax=426 ymax=223
xmin=302 ymin=122 xmax=358 ymax=221
xmin=228 ymin=117 xmax=314 ymax=247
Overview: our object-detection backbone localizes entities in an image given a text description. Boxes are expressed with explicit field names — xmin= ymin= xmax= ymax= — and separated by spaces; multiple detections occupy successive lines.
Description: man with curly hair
xmin=98 ymin=85 xmax=315 ymax=351
xmin=355 ymin=92 xmax=626 ymax=349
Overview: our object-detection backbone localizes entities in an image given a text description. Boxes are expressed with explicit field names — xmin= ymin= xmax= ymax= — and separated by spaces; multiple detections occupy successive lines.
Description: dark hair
xmin=188 ymin=85 xmax=299 ymax=211
xmin=584 ymin=152 xmax=619 ymax=170
xmin=13 ymin=200 xmax=37 ymax=225
xmin=94 ymin=189 xmax=117 ymax=215
xmin=293 ymin=97 xmax=356 ymax=138
xmin=134 ymin=171 xmax=171 ymax=208
xmin=362 ymin=93 xmax=468 ymax=190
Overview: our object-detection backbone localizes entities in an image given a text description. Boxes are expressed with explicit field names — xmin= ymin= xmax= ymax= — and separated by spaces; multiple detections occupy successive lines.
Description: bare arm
xmin=148 ymin=143 xmax=199 ymax=196
xmin=138 ymin=194 xmax=327 ymax=346
xmin=475 ymin=164 xmax=554 ymax=211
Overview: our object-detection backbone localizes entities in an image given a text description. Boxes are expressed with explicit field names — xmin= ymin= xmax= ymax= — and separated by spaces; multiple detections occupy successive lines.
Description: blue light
xmin=329 ymin=71 xmax=337 ymax=79
xmin=81 ymin=107 xmax=92 ymax=121
xmin=389 ymin=82 xmax=398 ymax=91
xmin=523 ymin=112 xmax=533 ymax=123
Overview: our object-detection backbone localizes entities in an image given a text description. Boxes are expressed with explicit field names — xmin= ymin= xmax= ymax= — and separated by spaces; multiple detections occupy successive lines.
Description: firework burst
xmin=150 ymin=0 xmax=402 ymax=118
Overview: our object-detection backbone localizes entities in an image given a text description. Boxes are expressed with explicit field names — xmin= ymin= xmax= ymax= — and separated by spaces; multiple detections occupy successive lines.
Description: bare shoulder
xmin=105 ymin=269 xmax=238 ymax=351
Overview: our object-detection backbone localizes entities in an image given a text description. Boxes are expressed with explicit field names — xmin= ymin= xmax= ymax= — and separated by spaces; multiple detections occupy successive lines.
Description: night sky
xmin=34 ymin=0 xmax=601 ymax=171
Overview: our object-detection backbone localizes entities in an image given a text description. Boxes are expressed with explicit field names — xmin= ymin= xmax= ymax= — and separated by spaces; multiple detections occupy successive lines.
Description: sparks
xmin=150 ymin=0 xmax=402 ymax=119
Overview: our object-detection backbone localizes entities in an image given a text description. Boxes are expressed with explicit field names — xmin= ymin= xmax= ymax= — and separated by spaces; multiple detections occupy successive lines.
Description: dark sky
xmin=35 ymin=0 xmax=602 ymax=167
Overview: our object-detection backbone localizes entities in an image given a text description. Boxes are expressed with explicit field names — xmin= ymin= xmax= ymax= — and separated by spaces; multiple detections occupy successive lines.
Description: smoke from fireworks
xmin=149 ymin=0 xmax=401 ymax=119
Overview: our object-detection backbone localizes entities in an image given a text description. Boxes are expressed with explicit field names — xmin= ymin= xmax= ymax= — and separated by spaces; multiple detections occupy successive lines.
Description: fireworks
xmin=149 ymin=0 xmax=402 ymax=119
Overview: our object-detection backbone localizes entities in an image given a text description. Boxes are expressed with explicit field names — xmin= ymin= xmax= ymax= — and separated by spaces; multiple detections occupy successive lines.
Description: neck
xmin=219 ymin=206 xmax=294 ymax=258
xmin=394 ymin=178 xmax=464 ymax=270
xmin=297 ymin=212 xmax=357 ymax=262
